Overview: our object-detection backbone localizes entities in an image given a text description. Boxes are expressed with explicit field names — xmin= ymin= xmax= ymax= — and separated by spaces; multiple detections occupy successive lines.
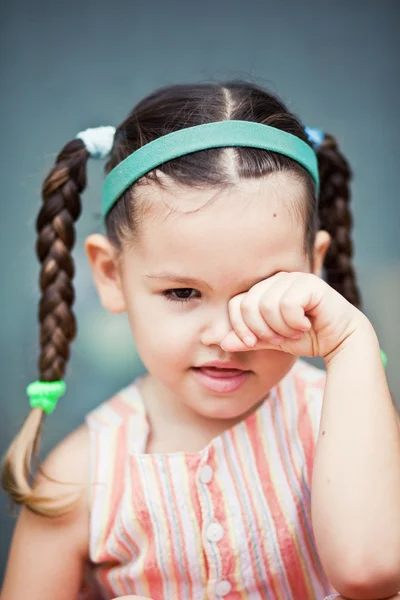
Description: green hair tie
xmin=27 ymin=380 xmax=67 ymax=415
xmin=381 ymin=349 xmax=388 ymax=370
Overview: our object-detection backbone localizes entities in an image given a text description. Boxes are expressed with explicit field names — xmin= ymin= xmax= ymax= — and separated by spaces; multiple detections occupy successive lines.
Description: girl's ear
xmin=85 ymin=234 xmax=127 ymax=313
xmin=312 ymin=230 xmax=331 ymax=277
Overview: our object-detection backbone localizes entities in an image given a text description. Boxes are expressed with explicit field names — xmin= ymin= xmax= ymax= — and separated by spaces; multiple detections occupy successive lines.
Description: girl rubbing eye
xmin=1 ymin=81 xmax=400 ymax=600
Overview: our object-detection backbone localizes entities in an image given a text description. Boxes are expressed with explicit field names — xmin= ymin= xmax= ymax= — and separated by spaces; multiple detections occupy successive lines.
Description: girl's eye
xmin=163 ymin=288 xmax=200 ymax=303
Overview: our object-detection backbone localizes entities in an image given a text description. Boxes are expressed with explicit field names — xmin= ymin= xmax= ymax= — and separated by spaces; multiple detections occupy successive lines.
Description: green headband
xmin=101 ymin=120 xmax=319 ymax=218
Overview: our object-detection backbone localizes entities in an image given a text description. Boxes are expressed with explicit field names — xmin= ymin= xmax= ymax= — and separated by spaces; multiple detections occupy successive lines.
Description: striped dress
xmin=85 ymin=359 xmax=338 ymax=600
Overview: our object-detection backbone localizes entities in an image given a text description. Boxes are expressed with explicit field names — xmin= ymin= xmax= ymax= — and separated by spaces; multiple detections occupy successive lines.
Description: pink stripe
xmin=250 ymin=405 xmax=310 ymax=598
xmin=239 ymin=416 xmax=288 ymax=598
xmin=281 ymin=375 xmax=326 ymax=588
xmin=128 ymin=457 xmax=164 ymax=599
xmin=272 ymin=379 xmax=319 ymax=596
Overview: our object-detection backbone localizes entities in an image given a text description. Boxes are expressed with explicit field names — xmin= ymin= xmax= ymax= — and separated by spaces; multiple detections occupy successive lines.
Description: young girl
xmin=1 ymin=81 xmax=400 ymax=600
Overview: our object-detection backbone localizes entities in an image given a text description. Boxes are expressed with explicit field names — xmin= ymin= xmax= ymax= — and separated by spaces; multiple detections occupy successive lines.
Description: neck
xmin=138 ymin=374 xmax=266 ymax=454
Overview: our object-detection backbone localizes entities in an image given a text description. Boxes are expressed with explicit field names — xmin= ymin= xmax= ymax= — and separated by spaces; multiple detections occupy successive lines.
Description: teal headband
xmin=101 ymin=120 xmax=319 ymax=218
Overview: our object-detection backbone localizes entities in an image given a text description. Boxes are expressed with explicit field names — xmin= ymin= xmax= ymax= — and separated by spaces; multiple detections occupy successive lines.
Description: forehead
xmin=129 ymin=172 xmax=308 ymax=277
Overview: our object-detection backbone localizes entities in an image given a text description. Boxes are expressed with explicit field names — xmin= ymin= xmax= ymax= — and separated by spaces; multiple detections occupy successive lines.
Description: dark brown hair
xmin=2 ymin=80 xmax=361 ymax=516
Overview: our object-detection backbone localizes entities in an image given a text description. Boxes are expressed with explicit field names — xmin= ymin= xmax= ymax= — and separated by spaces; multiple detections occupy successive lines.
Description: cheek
xmin=126 ymin=296 xmax=199 ymax=358
xmin=253 ymin=350 xmax=297 ymax=385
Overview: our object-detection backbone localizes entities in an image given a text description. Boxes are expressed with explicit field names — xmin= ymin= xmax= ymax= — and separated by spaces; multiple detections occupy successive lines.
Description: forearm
xmin=311 ymin=315 xmax=400 ymax=596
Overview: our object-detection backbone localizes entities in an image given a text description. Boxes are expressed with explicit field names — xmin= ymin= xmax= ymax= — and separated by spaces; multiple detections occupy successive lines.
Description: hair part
xmin=2 ymin=79 xmax=361 ymax=516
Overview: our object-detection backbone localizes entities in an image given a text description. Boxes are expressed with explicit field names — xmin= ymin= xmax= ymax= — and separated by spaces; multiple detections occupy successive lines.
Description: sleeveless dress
xmin=84 ymin=359 xmax=338 ymax=600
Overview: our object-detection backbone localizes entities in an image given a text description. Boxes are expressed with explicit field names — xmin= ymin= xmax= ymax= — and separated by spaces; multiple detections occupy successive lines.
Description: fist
xmin=221 ymin=272 xmax=362 ymax=359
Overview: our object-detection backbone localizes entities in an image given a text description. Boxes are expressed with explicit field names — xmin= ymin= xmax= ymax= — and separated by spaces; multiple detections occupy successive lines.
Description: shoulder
xmin=41 ymin=423 xmax=90 ymax=489
xmin=86 ymin=378 xmax=144 ymax=430
xmin=1 ymin=426 xmax=91 ymax=598
xmin=37 ymin=423 xmax=91 ymax=533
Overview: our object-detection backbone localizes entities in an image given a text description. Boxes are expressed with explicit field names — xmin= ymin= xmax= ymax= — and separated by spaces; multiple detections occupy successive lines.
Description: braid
xmin=317 ymin=134 xmax=362 ymax=309
xmin=1 ymin=139 xmax=89 ymax=516
xmin=37 ymin=140 xmax=87 ymax=380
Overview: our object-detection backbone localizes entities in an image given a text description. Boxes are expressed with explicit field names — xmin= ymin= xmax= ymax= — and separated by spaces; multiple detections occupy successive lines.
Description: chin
xmin=191 ymin=396 xmax=260 ymax=422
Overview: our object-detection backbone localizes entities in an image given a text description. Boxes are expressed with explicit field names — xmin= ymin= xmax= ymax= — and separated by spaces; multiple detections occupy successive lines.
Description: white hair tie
xmin=76 ymin=126 xmax=116 ymax=159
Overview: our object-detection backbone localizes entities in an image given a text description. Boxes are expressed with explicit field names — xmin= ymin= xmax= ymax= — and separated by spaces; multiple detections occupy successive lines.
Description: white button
xmin=215 ymin=580 xmax=232 ymax=596
xmin=199 ymin=465 xmax=213 ymax=483
xmin=206 ymin=521 xmax=224 ymax=542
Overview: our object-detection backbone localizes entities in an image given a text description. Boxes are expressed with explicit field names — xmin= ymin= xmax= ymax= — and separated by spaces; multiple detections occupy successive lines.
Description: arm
xmin=1 ymin=425 xmax=91 ymax=600
xmin=312 ymin=316 xmax=400 ymax=599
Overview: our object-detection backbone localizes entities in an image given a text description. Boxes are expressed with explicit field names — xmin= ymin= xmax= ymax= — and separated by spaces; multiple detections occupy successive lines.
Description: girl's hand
xmin=221 ymin=272 xmax=364 ymax=360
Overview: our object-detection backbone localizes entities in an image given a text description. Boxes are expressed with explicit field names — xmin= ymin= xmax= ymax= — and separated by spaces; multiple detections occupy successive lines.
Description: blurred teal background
xmin=1 ymin=0 xmax=399 ymax=582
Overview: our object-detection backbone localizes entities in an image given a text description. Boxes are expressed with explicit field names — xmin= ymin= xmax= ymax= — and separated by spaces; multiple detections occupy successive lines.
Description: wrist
xmin=323 ymin=314 xmax=380 ymax=369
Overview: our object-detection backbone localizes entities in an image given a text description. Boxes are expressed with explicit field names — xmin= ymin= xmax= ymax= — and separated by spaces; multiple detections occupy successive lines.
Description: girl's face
xmin=87 ymin=171 xmax=330 ymax=422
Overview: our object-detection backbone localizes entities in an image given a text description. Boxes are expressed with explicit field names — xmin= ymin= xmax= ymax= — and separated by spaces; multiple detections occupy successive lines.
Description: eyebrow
xmin=145 ymin=272 xmax=213 ymax=291
xmin=144 ymin=270 xmax=281 ymax=291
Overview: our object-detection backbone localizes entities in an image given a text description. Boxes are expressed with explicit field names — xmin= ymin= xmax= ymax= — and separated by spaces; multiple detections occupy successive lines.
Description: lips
xmin=192 ymin=364 xmax=251 ymax=393
xmin=198 ymin=367 xmax=246 ymax=378
xmin=196 ymin=360 xmax=248 ymax=370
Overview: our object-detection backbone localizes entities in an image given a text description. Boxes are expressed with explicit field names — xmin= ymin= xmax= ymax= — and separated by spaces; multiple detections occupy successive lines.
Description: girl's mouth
xmin=191 ymin=366 xmax=251 ymax=393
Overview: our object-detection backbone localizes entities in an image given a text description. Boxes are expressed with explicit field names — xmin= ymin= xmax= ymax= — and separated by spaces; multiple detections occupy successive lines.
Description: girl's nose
xmin=200 ymin=305 xmax=232 ymax=347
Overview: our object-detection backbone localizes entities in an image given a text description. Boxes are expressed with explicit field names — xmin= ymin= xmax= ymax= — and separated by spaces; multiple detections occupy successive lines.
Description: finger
xmin=226 ymin=293 xmax=259 ymax=347
xmin=221 ymin=330 xmax=259 ymax=352
xmin=230 ymin=293 xmax=285 ymax=346
xmin=221 ymin=330 xmax=287 ymax=353
xmin=257 ymin=275 xmax=309 ymax=338
xmin=279 ymin=277 xmax=321 ymax=330
xmin=238 ymin=280 xmax=297 ymax=342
